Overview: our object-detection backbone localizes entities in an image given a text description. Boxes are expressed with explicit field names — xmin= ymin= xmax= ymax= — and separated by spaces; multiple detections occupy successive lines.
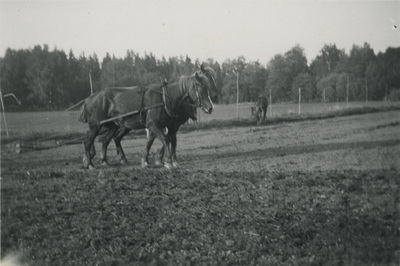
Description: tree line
xmin=0 ymin=43 xmax=399 ymax=110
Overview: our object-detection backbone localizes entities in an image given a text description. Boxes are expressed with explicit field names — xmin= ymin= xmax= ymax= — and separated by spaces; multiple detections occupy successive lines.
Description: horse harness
xmin=99 ymin=82 xmax=199 ymax=125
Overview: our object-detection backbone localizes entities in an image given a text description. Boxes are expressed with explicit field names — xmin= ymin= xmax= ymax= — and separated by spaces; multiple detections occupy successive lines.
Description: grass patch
xmin=2 ymin=104 xmax=399 ymax=144
xmin=180 ymin=104 xmax=400 ymax=133
xmin=1 ymin=131 xmax=85 ymax=145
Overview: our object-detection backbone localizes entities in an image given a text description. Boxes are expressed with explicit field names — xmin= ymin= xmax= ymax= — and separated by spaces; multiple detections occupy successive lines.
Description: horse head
xmin=251 ymin=106 xmax=260 ymax=120
xmin=200 ymin=63 xmax=218 ymax=95
xmin=190 ymin=72 xmax=214 ymax=114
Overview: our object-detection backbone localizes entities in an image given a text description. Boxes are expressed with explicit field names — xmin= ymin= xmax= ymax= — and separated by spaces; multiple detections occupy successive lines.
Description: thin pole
xmin=236 ymin=71 xmax=239 ymax=118
xmin=0 ymin=91 xmax=9 ymax=136
xmin=64 ymin=99 xmax=85 ymax=111
xmin=89 ymin=72 xmax=93 ymax=95
xmin=346 ymin=75 xmax=349 ymax=104
xmin=385 ymin=84 xmax=388 ymax=103
xmin=298 ymin=87 xmax=301 ymax=115
xmin=269 ymin=87 xmax=272 ymax=117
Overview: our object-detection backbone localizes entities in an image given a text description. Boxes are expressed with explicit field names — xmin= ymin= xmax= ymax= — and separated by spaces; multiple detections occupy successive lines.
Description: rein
xmin=151 ymin=81 xmax=200 ymax=117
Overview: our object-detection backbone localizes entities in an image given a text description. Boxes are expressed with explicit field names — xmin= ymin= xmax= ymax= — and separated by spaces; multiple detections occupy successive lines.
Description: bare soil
xmin=1 ymin=110 xmax=400 ymax=265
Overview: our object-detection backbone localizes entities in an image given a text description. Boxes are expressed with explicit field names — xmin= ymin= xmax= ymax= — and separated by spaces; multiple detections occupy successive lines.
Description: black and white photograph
xmin=1 ymin=0 xmax=399 ymax=265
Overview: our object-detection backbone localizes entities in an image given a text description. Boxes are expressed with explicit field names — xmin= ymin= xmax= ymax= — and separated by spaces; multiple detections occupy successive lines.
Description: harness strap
xmin=139 ymin=86 xmax=147 ymax=124
xmin=100 ymin=110 xmax=140 ymax=125
xmin=99 ymin=83 xmax=197 ymax=125
xmin=176 ymin=93 xmax=198 ymax=108
xmin=144 ymin=103 xmax=165 ymax=111
xmin=163 ymin=86 xmax=178 ymax=118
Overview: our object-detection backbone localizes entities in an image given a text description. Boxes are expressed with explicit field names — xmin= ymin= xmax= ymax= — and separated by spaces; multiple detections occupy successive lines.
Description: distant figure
xmin=251 ymin=96 xmax=268 ymax=125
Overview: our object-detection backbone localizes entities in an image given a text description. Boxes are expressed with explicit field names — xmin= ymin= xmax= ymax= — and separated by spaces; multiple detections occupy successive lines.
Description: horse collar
xmin=162 ymin=86 xmax=179 ymax=118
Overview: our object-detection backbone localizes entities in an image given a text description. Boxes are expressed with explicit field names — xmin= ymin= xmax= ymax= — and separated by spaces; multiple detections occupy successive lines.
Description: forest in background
xmin=0 ymin=43 xmax=399 ymax=110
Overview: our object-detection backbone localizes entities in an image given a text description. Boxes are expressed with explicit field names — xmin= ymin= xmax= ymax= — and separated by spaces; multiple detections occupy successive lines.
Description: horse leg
xmin=147 ymin=125 xmax=173 ymax=169
xmin=83 ymin=125 xmax=100 ymax=169
xmin=169 ymin=130 xmax=179 ymax=168
xmin=90 ymin=141 xmax=96 ymax=160
xmin=155 ymin=131 xmax=177 ymax=167
xmin=113 ymin=127 xmax=130 ymax=165
xmin=155 ymin=144 xmax=165 ymax=166
xmin=141 ymin=130 xmax=156 ymax=168
xmin=101 ymin=127 xmax=118 ymax=166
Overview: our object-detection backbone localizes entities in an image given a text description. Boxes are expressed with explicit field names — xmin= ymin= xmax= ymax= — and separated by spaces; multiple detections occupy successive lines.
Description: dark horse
xmin=251 ymin=95 xmax=268 ymax=125
xmin=79 ymin=70 xmax=214 ymax=169
xmin=152 ymin=64 xmax=217 ymax=167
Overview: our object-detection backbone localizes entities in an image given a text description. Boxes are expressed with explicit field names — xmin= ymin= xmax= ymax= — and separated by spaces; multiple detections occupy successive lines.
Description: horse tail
xmin=78 ymin=102 xmax=88 ymax=123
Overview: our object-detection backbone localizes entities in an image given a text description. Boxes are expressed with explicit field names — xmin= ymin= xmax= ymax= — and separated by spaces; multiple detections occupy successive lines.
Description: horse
xmin=152 ymin=64 xmax=217 ymax=167
xmin=251 ymin=95 xmax=268 ymax=125
xmin=97 ymin=63 xmax=217 ymax=169
xmin=79 ymin=71 xmax=214 ymax=169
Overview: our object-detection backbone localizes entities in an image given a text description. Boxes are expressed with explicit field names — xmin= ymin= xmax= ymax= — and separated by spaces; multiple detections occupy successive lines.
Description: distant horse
xmin=251 ymin=96 xmax=268 ymax=125
xmin=79 ymin=70 xmax=214 ymax=169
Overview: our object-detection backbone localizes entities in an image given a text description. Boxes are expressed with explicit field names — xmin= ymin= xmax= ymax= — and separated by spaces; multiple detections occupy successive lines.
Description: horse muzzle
xmin=202 ymin=106 xmax=213 ymax=114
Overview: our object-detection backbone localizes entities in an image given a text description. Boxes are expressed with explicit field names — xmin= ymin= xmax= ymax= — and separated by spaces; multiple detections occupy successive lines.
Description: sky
xmin=1 ymin=0 xmax=399 ymax=65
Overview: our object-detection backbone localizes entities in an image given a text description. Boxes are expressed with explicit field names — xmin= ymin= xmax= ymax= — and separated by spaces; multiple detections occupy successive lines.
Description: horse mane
xmin=200 ymin=66 xmax=216 ymax=78
xmin=178 ymin=75 xmax=194 ymax=96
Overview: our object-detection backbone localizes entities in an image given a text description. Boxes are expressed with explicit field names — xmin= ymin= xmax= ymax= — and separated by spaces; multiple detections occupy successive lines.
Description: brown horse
xmin=153 ymin=64 xmax=217 ymax=167
xmin=98 ymin=64 xmax=217 ymax=169
xmin=251 ymin=95 xmax=268 ymax=125
xmin=79 ymin=71 xmax=214 ymax=169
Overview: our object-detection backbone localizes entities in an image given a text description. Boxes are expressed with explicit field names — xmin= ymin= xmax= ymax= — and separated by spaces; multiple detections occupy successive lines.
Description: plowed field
xmin=1 ymin=110 xmax=400 ymax=265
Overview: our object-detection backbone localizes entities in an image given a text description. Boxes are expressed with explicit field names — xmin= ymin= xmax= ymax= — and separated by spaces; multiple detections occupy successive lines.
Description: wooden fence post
xmin=0 ymin=91 xmax=9 ymax=136
xmin=269 ymin=87 xmax=272 ymax=117
xmin=298 ymin=87 xmax=301 ymax=115
xmin=236 ymin=69 xmax=239 ymax=118
xmin=347 ymin=75 xmax=349 ymax=104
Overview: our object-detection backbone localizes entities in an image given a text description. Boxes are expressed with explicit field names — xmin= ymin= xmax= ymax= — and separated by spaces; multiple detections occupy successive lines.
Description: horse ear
xmin=195 ymin=72 xmax=202 ymax=83
xmin=200 ymin=63 xmax=206 ymax=73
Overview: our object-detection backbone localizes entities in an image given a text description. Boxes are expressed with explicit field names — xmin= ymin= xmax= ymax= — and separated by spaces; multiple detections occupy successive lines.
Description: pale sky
xmin=1 ymin=0 xmax=399 ymax=65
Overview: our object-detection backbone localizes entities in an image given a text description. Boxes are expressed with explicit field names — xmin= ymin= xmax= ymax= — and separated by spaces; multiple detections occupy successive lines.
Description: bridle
xmin=175 ymin=75 xmax=204 ymax=109
xmin=152 ymin=73 xmax=212 ymax=117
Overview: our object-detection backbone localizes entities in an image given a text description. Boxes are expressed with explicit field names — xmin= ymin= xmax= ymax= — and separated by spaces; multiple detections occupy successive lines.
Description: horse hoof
xmin=101 ymin=160 xmax=109 ymax=166
xmin=172 ymin=162 xmax=180 ymax=168
xmin=164 ymin=162 xmax=173 ymax=170
xmin=141 ymin=158 xmax=148 ymax=168
xmin=88 ymin=164 xmax=96 ymax=170
xmin=155 ymin=159 xmax=163 ymax=167
xmin=83 ymin=156 xmax=90 ymax=169
xmin=119 ymin=159 xmax=128 ymax=165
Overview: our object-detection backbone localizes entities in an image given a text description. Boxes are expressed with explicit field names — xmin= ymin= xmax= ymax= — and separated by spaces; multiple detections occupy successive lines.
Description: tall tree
xmin=266 ymin=45 xmax=308 ymax=102
xmin=377 ymin=47 xmax=400 ymax=100
xmin=101 ymin=53 xmax=116 ymax=87
xmin=266 ymin=54 xmax=288 ymax=102
xmin=24 ymin=45 xmax=53 ymax=107
xmin=0 ymin=48 xmax=29 ymax=106
xmin=291 ymin=73 xmax=316 ymax=102
xmin=310 ymin=44 xmax=345 ymax=80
